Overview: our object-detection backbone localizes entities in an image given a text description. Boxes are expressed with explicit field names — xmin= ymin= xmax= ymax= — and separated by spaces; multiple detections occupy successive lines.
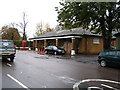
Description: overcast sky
xmin=0 ymin=0 xmax=61 ymax=38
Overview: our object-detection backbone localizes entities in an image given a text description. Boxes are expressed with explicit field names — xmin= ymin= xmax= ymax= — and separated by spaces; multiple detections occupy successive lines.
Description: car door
xmin=47 ymin=46 xmax=52 ymax=54
xmin=105 ymin=51 xmax=116 ymax=65
xmin=115 ymin=51 xmax=120 ymax=66
xmin=107 ymin=51 xmax=120 ymax=66
xmin=51 ymin=46 xmax=55 ymax=54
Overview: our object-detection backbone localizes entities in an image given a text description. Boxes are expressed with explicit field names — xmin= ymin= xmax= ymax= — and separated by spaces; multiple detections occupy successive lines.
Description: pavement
xmin=51 ymin=54 xmax=98 ymax=65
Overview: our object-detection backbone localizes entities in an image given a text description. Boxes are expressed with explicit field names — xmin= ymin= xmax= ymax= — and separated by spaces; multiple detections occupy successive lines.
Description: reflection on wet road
xmin=1 ymin=50 xmax=120 ymax=89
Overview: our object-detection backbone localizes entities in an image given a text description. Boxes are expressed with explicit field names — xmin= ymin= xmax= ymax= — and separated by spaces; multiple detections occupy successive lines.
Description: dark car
xmin=0 ymin=40 xmax=16 ymax=62
xmin=45 ymin=46 xmax=65 ymax=55
xmin=97 ymin=50 xmax=120 ymax=67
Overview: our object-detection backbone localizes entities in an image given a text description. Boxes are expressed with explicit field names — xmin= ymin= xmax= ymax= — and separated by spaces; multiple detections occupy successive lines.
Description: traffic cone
xmin=39 ymin=49 xmax=41 ymax=54
xmin=41 ymin=49 xmax=44 ymax=54
xmin=41 ymin=49 xmax=43 ymax=54
xmin=38 ymin=49 xmax=40 ymax=54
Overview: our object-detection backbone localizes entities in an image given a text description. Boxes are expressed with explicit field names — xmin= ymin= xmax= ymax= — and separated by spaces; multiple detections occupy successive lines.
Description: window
xmin=93 ymin=38 xmax=100 ymax=44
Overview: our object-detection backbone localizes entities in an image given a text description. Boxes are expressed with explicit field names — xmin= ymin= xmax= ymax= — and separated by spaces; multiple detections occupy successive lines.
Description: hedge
xmin=14 ymin=40 xmax=33 ymax=47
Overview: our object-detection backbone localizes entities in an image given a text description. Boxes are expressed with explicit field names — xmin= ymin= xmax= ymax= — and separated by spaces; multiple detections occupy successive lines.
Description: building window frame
xmin=93 ymin=38 xmax=100 ymax=44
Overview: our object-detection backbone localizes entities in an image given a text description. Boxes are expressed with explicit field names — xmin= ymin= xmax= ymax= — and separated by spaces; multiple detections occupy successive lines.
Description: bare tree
xmin=9 ymin=23 xmax=16 ymax=28
xmin=17 ymin=12 xmax=28 ymax=40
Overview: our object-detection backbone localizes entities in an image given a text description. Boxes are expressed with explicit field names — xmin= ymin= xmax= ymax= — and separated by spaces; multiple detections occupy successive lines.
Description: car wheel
xmin=10 ymin=57 xmax=14 ymax=62
xmin=54 ymin=51 xmax=57 ymax=55
xmin=100 ymin=60 xmax=107 ymax=67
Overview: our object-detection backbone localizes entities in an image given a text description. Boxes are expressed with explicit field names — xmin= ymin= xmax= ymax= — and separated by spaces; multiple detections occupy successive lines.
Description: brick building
xmin=114 ymin=32 xmax=120 ymax=50
xmin=29 ymin=28 xmax=116 ymax=55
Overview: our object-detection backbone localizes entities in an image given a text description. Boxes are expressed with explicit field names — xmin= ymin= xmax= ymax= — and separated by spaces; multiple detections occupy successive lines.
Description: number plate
xmin=2 ymin=53 xmax=10 ymax=55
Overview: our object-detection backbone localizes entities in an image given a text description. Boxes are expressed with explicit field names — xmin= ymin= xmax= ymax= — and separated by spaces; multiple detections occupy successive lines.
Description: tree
xmin=44 ymin=23 xmax=54 ymax=33
xmin=1 ymin=25 xmax=21 ymax=41
xmin=56 ymin=1 xmax=120 ymax=50
xmin=55 ymin=25 xmax=62 ymax=31
xmin=34 ymin=22 xmax=44 ymax=37
xmin=17 ymin=12 xmax=28 ymax=40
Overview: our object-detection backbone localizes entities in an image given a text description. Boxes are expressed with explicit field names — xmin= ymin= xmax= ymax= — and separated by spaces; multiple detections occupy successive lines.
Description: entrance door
xmin=64 ymin=41 xmax=71 ymax=54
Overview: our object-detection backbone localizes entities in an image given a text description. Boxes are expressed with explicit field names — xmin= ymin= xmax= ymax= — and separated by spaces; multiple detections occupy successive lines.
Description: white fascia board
xmin=33 ymin=36 xmax=82 ymax=40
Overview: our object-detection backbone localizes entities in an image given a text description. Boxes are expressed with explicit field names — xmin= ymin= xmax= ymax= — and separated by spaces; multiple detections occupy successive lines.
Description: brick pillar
xmin=56 ymin=39 xmax=59 ymax=46
xmin=44 ymin=40 xmax=47 ymax=48
xmin=35 ymin=40 xmax=38 ymax=51
xmin=28 ymin=41 xmax=31 ymax=50
xmin=71 ymin=38 xmax=75 ymax=55
xmin=33 ymin=40 xmax=35 ymax=49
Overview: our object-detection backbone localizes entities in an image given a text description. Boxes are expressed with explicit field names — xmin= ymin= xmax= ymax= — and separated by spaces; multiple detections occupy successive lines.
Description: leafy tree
xmin=1 ymin=25 xmax=21 ymax=41
xmin=34 ymin=22 xmax=44 ymax=37
xmin=34 ymin=22 xmax=54 ymax=37
xmin=44 ymin=23 xmax=54 ymax=33
xmin=55 ymin=25 xmax=61 ymax=31
xmin=56 ymin=1 xmax=120 ymax=50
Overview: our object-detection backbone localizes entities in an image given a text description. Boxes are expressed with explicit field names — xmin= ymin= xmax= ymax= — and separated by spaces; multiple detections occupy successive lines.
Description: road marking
xmin=7 ymin=63 xmax=12 ymax=67
xmin=73 ymin=79 xmax=120 ymax=90
xmin=7 ymin=74 xmax=30 ymax=90
xmin=101 ymin=84 xmax=119 ymax=90
xmin=43 ymin=86 xmax=47 ymax=88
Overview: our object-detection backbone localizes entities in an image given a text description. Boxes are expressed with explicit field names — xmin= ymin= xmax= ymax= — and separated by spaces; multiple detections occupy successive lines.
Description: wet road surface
xmin=1 ymin=50 xmax=120 ymax=89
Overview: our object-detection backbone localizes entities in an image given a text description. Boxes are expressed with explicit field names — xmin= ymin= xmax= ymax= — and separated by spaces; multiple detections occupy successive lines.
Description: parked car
xmin=0 ymin=40 xmax=16 ymax=62
xmin=97 ymin=50 xmax=120 ymax=67
xmin=45 ymin=46 xmax=65 ymax=55
xmin=111 ymin=46 xmax=116 ymax=50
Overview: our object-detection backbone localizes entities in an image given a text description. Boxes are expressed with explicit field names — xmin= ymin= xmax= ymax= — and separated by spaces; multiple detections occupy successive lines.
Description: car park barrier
xmin=16 ymin=47 xmax=30 ymax=50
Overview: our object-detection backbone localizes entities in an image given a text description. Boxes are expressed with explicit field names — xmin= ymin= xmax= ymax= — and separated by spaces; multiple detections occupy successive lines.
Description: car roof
xmin=0 ymin=40 xmax=13 ymax=42
xmin=48 ymin=46 xmax=56 ymax=47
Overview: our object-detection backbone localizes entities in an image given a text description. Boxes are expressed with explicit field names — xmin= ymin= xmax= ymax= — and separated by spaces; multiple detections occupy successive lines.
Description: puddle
xmin=34 ymin=56 xmax=49 ymax=59
xmin=56 ymin=76 xmax=77 ymax=84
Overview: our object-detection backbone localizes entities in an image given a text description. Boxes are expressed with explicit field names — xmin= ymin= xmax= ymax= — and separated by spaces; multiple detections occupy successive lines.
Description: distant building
xmin=29 ymin=28 xmax=116 ymax=55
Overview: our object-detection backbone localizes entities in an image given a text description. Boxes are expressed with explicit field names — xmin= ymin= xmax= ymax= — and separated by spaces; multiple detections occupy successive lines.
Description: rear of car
xmin=0 ymin=40 xmax=16 ymax=62
xmin=97 ymin=50 xmax=120 ymax=67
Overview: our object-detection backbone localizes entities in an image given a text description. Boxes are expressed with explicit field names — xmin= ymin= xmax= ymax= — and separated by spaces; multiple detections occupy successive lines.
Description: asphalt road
xmin=1 ymin=50 xmax=120 ymax=89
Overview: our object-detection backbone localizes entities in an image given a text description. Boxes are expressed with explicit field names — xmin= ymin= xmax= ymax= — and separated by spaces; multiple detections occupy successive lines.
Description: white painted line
xmin=101 ymin=84 xmax=119 ymax=90
xmin=43 ymin=86 xmax=47 ymax=88
xmin=7 ymin=74 xmax=30 ymax=90
xmin=73 ymin=79 xmax=120 ymax=90
xmin=7 ymin=63 xmax=12 ymax=67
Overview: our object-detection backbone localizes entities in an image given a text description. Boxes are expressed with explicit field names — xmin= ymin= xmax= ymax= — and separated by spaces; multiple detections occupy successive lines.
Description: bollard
xmin=29 ymin=47 xmax=31 ymax=50
xmin=35 ymin=48 xmax=38 ymax=52
xmin=71 ymin=50 xmax=75 ymax=55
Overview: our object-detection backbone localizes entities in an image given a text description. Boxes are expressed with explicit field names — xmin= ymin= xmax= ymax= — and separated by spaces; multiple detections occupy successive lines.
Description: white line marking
xmin=73 ymin=79 xmax=120 ymax=90
xmin=43 ymin=86 xmax=47 ymax=88
xmin=7 ymin=74 xmax=30 ymax=90
xmin=7 ymin=63 xmax=12 ymax=67
xmin=101 ymin=84 xmax=119 ymax=90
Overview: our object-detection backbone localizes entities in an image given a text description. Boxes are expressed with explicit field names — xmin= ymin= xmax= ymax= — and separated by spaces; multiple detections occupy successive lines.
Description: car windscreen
xmin=0 ymin=41 xmax=14 ymax=47
xmin=52 ymin=46 xmax=58 ymax=50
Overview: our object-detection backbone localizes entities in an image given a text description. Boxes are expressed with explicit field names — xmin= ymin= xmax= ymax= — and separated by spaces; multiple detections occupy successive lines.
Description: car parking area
xmin=2 ymin=50 xmax=120 ymax=89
